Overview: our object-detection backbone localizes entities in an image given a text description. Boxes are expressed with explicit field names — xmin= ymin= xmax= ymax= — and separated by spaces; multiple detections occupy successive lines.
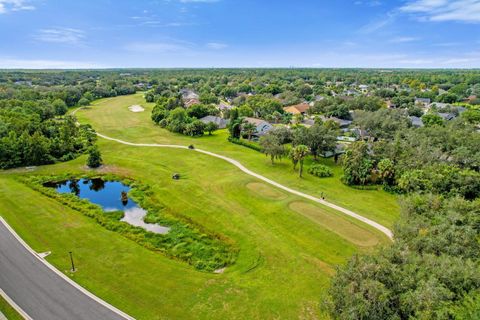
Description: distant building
xmin=218 ymin=103 xmax=233 ymax=111
xmin=438 ymin=112 xmax=456 ymax=121
xmin=427 ymin=102 xmax=452 ymax=110
xmin=283 ymin=103 xmax=310 ymax=115
xmin=320 ymin=116 xmax=352 ymax=128
xmin=185 ymin=98 xmax=200 ymax=108
xmin=410 ymin=116 xmax=424 ymax=128
xmin=180 ymin=89 xmax=199 ymax=100
xmin=199 ymin=116 xmax=228 ymax=129
xmin=243 ymin=117 xmax=273 ymax=136
xmin=415 ymin=97 xmax=431 ymax=106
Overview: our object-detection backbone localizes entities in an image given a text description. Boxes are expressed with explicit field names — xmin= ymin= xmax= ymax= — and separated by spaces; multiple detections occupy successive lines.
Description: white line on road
xmin=0 ymin=217 xmax=135 ymax=320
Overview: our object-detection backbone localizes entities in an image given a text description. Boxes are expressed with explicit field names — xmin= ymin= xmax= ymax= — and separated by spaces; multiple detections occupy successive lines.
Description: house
xmin=386 ymin=100 xmax=396 ymax=109
xmin=180 ymin=89 xmax=199 ymax=100
xmin=199 ymin=116 xmax=228 ymax=129
xmin=358 ymin=84 xmax=369 ymax=93
xmin=409 ymin=116 xmax=424 ymax=128
xmin=320 ymin=116 xmax=352 ymax=128
xmin=243 ymin=117 xmax=273 ymax=136
xmin=427 ymin=102 xmax=452 ymax=110
xmin=283 ymin=103 xmax=310 ymax=115
xmin=438 ymin=112 xmax=456 ymax=121
xmin=415 ymin=97 xmax=431 ymax=106
xmin=185 ymin=98 xmax=200 ymax=108
xmin=218 ymin=103 xmax=233 ymax=111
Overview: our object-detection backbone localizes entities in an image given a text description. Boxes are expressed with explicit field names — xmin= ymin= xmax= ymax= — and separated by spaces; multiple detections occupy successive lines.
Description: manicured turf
xmin=0 ymin=93 xmax=396 ymax=319
xmin=0 ymin=295 xmax=23 ymax=320
xmin=76 ymin=93 xmax=400 ymax=227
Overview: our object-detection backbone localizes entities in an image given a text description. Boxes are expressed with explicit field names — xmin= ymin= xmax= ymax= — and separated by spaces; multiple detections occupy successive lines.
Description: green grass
xmin=76 ymin=93 xmax=400 ymax=228
xmin=0 ymin=295 xmax=23 ymax=320
xmin=0 ymin=93 xmax=396 ymax=319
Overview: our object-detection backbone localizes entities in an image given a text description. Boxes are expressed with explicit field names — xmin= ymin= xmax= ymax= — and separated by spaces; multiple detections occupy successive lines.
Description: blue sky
xmin=0 ymin=0 xmax=479 ymax=68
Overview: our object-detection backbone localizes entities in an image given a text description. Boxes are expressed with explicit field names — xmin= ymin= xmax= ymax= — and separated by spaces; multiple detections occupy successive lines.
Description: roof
xmin=283 ymin=103 xmax=310 ymax=114
xmin=415 ymin=97 xmax=431 ymax=103
xmin=410 ymin=116 xmax=424 ymax=127
xmin=428 ymin=102 xmax=452 ymax=109
xmin=438 ymin=112 xmax=456 ymax=121
xmin=244 ymin=117 xmax=269 ymax=126
xmin=185 ymin=98 xmax=200 ymax=107
xmin=199 ymin=116 xmax=228 ymax=128
xmin=218 ymin=103 xmax=233 ymax=110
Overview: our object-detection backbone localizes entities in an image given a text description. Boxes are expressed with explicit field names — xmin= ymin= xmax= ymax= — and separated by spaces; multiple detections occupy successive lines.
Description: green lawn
xmin=76 ymin=93 xmax=400 ymax=228
xmin=0 ymin=93 xmax=397 ymax=319
xmin=0 ymin=295 xmax=23 ymax=320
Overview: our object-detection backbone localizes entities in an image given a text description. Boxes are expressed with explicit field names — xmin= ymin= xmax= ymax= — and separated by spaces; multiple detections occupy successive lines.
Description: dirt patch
xmin=289 ymin=201 xmax=379 ymax=247
xmin=128 ymin=105 xmax=145 ymax=112
xmin=246 ymin=182 xmax=287 ymax=200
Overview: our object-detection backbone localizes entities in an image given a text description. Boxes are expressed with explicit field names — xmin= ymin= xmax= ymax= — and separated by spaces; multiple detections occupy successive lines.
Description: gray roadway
xmin=0 ymin=222 xmax=129 ymax=320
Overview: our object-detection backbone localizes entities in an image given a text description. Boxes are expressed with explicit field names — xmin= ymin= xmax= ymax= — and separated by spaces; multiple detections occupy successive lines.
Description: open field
xmin=76 ymin=93 xmax=400 ymax=228
xmin=0 ymin=93 xmax=397 ymax=319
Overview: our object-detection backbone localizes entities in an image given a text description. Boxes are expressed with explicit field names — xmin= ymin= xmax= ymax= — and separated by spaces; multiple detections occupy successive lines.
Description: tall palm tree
xmin=290 ymin=145 xmax=310 ymax=178
xmin=242 ymin=122 xmax=257 ymax=140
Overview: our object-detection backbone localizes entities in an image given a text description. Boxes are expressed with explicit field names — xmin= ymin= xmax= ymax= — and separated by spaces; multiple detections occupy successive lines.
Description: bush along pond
xmin=24 ymin=174 xmax=237 ymax=272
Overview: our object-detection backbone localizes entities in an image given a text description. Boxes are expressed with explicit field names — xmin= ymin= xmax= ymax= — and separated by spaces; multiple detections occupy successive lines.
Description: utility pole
xmin=69 ymin=251 xmax=76 ymax=272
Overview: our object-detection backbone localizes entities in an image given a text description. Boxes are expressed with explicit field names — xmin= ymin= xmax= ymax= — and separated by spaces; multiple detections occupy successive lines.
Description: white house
xmin=244 ymin=117 xmax=273 ymax=136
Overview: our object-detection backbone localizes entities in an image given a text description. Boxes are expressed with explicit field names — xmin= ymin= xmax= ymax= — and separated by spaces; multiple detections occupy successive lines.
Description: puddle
xmin=45 ymin=178 xmax=170 ymax=234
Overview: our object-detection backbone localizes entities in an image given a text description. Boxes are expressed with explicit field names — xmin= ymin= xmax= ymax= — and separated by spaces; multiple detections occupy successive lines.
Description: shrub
xmin=308 ymin=164 xmax=333 ymax=178
xmin=228 ymin=136 xmax=262 ymax=152
xmin=87 ymin=145 xmax=102 ymax=168
xmin=23 ymin=174 xmax=238 ymax=272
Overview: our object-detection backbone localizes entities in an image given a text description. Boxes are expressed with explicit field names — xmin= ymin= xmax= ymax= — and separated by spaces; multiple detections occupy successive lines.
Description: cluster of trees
xmin=330 ymin=101 xmax=480 ymax=318
xmin=257 ymin=121 xmax=339 ymax=177
xmin=341 ymin=108 xmax=480 ymax=197
xmin=329 ymin=195 xmax=480 ymax=319
xmin=0 ymin=99 xmax=96 ymax=169
xmin=151 ymin=99 xmax=219 ymax=137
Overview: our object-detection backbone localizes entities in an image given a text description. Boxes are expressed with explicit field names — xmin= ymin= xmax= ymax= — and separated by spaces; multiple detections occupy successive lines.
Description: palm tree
xmin=242 ymin=122 xmax=257 ymax=140
xmin=290 ymin=145 xmax=310 ymax=177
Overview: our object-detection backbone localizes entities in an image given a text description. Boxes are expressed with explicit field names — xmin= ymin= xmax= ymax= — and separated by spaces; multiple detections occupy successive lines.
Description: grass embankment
xmin=76 ymin=93 xmax=400 ymax=228
xmin=0 ymin=295 xmax=23 ymax=320
xmin=0 ymin=138 xmax=388 ymax=319
xmin=0 ymin=93 xmax=395 ymax=319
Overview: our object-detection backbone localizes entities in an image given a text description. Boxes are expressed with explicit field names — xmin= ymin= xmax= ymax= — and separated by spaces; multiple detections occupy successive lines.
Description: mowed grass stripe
xmin=289 ymin=201 xmax=379 ymax=247
xmin=76 ymin=93 xmax=400 ymax=228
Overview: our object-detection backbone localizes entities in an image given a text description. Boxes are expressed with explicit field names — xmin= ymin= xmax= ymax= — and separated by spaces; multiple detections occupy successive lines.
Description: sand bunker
xmin=128 ymin=105 xmax=145 ymax=112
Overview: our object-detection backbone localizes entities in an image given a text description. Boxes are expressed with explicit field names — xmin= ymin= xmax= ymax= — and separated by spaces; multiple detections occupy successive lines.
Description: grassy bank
xmin=0 ymin=295 xmax=23 ymax=320
xmin=75 ymin=93 xmax=400 ymax=227
xmin=0 ymin=135 xmax=388 ymax=319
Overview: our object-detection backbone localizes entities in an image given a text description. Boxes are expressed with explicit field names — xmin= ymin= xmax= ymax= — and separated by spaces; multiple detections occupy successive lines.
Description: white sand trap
xmin=128 ymin=105 xmax=145 ymax=112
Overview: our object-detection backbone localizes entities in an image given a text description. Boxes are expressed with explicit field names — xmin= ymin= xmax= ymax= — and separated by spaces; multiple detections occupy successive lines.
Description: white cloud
xmin=206 ymin=42 xmax=227 ymax=49
xmin=400 ymin=0 xmax=480 ymax=23
xmin=34 ymin=28 xmax=86 ymax=46
xmin=0 ymin=58 xmax=105 ymax=69
xmin=389 ymin=36 xmax=420 ymax=43
xmin=358 ymin=12 xmax=397 ymax=33
xmin=0 ymin=0 xmax=34 ymax=14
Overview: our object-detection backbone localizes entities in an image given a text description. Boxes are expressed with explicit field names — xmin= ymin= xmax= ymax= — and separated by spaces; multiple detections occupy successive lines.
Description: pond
xmin=45 ymin=178 xmax=170 ymax=234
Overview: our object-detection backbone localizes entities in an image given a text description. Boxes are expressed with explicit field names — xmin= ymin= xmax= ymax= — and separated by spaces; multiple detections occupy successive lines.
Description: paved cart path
xmin=96 ymin=133 xmax=393 ymax=240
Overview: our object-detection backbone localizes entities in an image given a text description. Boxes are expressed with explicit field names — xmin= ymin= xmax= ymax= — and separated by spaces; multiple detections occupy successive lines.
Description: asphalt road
xmin=0 ymin=221 xmax=131 ymax=320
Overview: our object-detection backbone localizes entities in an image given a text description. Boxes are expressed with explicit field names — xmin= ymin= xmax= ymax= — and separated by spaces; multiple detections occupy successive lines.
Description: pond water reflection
xmin=45 ymin=178 xmax=170 ymax=234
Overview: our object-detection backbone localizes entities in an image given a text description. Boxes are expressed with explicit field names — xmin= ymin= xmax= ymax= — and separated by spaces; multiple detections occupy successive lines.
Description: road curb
xmin=0 ymin=217 xmax=135 ymax=320
xmin=0 ymin=288 xmax=33 ymax=320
